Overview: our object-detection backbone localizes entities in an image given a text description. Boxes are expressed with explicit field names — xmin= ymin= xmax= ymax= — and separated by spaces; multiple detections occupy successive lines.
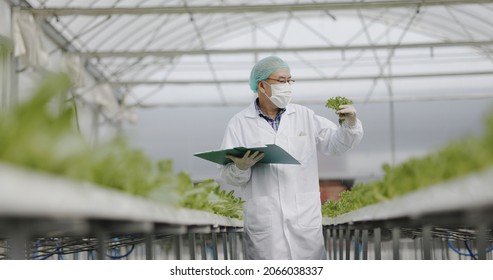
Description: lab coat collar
xmin=245 ymin=99 xmax=296 ymax=119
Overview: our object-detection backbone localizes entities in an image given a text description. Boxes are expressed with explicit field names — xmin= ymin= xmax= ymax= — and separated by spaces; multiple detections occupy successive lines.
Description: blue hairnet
xmin=249 ymin=56 xmax=290 ymax=92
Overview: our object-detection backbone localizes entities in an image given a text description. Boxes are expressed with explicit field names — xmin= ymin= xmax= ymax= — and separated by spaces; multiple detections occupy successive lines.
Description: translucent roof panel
xmin=20 ymin=0 xmax=493 ymax=108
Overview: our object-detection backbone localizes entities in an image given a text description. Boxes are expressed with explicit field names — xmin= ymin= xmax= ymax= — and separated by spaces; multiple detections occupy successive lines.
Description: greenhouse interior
xmin=1 ymin=0 xmax=493 ymax=260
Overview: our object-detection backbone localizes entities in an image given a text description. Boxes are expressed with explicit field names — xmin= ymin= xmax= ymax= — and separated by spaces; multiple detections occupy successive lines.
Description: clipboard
xmin=194 ymin=144 xmax=300 ymax=165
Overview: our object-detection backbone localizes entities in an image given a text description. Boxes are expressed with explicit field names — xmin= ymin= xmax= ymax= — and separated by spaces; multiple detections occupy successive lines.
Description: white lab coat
xmin=219 ymin=102 xmax=363 ymax=260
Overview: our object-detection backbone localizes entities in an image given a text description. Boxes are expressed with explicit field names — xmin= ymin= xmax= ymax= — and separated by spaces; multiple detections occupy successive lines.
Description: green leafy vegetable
xmin=325 ymin=96 xmax=354 ymax=125
xmin=0 ymin=73 xmax=244 ymax=219
xmin=325 ymin=96 xmax=353 ymax=111
xmin=322 ymin=110 xmax=493 ymax=217
xmin=148 ymin=163 xmax=244 ymax=219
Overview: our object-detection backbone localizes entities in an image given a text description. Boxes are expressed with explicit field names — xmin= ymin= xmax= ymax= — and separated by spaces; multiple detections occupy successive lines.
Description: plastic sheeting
xmin=0 ymin=36 xmax=13 ymax=110
xmin=12 ymin=10 xmax=48 ymax=70
xmin=63 ymin=53 xmax=85 ymax=88
xmin=82 ymin=83 xmax=138 ymax=124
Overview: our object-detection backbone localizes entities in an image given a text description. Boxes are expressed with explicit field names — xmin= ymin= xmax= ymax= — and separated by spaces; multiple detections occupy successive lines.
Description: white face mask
xmin=263 ymin=82 xmax=292 ymax=108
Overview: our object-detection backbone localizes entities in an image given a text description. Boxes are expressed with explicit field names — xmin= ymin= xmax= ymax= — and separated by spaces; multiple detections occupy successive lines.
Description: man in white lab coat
xmin=219 ymin=56 xmax=363 ymax=260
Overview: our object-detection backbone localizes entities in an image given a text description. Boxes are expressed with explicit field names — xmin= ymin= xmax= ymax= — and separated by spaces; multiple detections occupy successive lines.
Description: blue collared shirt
xmin=254 ymin=98 xmax=286 ymax=132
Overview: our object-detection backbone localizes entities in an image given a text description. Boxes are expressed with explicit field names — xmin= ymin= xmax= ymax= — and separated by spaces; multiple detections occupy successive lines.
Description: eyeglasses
xmin=265 ymin=78 xmax=296 ymax=84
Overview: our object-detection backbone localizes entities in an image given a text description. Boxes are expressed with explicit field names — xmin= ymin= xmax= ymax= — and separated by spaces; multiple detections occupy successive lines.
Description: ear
xmin=258 ymin=81 xmax=266 ymax=94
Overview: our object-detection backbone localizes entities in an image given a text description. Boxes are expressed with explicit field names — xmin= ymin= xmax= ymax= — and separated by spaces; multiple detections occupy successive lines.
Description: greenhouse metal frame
xmin=1 ymin=164 xmax=492 ymax=260
xmin=1 ymin=0 xmax=493 ymax=260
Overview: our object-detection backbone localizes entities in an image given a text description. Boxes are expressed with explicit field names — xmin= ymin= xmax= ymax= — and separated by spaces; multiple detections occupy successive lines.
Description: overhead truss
xmin=111 ymin=70 xmax=493 ymax=86
xmin=21 ymin=0 xmax=493 ymax=16
xmin=75 ymin=40 xmax=493 ymax=58
xmin=10 ymin=0 xmax=493 ymax=107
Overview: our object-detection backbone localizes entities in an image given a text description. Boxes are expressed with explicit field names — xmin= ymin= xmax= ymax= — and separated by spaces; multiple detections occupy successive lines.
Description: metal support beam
xmin=392 ymin=227 xmax=400 ymax=260
xmin=226 ymin=228 xmax=242 ymax=260
xmin=199 ymin=234 xmax=207 ymax=260
xmin=324 ymin=227 xmax=331 ymax=260
xmin=211 ymin=232 xmax=218 ymax=260
xmin=188 ymin=225 xmax=211 ymax=259
xmin=111 ymin=70 xmax=493 ymax=86
xmin=174 ymin=235 xmax=183 ymax=260
xmin=362 ymin=229 xmax=369 ymax=260
xmin=137 ymin=92 xmax=493 ymax=108
xmin=95 ymin=227 xmax=107 ymax=260
xmin=222 ymin=232 xmax=228 ymax=260
xmin=241 ymin=233 xmax=246 ymax=260
xmin=22 ymin=1 xmax=493 ymax=16
xmin=75 ymin=40 xmax=493 ymax=58
xmin=422 ymin=225 xmax=432 ymax=260
xmin=145 ymin=233 xmax=154 ymax=260
xmin=332 ymin=227 xmax=338 ymax=260
xmin=476 ymin=223 xmax=488 ymax=260
xmin=188 ymin=232 xmax=196 ymax=260
xmin=345 ymin=225 xmax=351 ymax=260
xmin=374 ymin=228 xmax=381 ymax=260
xmin=6 ymin=221 xmax=29 ymax=260
xmin=338 ymin=226 xmax=344 ymax=260
xmin=354 ymin=228 xmax=360 ymax=260
xmin=155 ymin=225 xmax=187 ymax=235
xmin=228 ymin=232 xmax=235 ymax=260
xmin=443 ymin=238 xmax=450 ymax=260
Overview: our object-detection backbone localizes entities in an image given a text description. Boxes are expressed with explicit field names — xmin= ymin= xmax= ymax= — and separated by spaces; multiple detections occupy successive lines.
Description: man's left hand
xmin=336 ymin=105 xmax=358 ymax=126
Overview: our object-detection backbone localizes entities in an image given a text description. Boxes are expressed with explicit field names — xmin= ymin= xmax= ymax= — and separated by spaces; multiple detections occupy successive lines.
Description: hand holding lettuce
xmin=325 ymin=96 xmax=357 ymax=126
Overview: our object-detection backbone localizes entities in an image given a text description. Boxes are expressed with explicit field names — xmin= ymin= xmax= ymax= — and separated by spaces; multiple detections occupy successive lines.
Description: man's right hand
xmin=225 ymin=150 xmax=265 ymax=170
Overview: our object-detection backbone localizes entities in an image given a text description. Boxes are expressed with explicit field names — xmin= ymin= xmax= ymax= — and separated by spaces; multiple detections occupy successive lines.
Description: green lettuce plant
xmin=322 ymin=111 xmax=493 ymax=217
xmin=0 ymin=73 xmax=244 ymax=219
xmin=325 ymin=96 xmax=353 ymax=111
xmin=325 ymin=96 xmax=354 ymax=124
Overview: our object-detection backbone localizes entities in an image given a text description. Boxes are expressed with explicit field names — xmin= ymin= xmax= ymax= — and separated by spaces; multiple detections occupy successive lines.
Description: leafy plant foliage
xmin=325 ymin=96 xmax=354 ymax=125
xmin=0 ymin=73 xmax=244 ymax=219
xmin=325 ymin=96 xmax=353 ymax=111
xmin=322 ymin=108 xmax=493 ymax=217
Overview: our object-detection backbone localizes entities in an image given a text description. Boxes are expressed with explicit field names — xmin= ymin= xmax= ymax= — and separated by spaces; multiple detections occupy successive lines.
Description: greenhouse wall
xmin=0 ymin=1 xmax=11 ymax=37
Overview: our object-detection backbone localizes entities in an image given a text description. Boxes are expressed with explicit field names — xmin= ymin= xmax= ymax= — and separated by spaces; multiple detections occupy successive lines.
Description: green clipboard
xmin=194 ymin=144 xmax=300 ymax=165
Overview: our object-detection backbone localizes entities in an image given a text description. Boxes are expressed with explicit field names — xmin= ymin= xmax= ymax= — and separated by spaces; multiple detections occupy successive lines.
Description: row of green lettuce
xmin=0 ymin=73 xmax=244 ymax=219
xmin=322 ymin=103 xmax=493 ymax=217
